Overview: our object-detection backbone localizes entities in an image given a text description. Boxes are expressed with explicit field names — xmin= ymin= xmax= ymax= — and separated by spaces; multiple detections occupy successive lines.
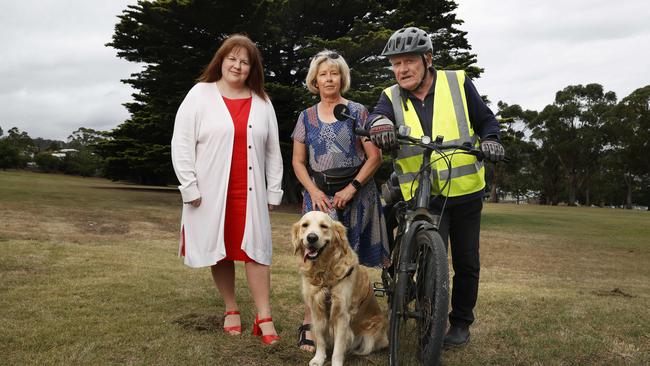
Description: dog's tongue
xmin=303 ymin=249 xmax=310 ymax=263
xmin=303 ymin=248 xmax=316 ymax=263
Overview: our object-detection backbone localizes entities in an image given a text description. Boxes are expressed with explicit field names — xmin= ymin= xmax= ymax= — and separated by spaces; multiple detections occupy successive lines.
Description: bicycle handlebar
xmin=354 ymin=127 xmax=370 ymax=137
xmin=354 ymin=127 xmax=485 ymax=161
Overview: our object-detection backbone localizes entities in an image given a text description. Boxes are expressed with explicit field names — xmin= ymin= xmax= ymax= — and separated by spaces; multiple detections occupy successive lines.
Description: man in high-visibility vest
xmin=368 ymin=27 xmax=505 ymax=348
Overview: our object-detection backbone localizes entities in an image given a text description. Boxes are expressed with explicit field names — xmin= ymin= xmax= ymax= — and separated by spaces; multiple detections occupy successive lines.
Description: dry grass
xmin=0 ymin=170 xmax=648 ymax=365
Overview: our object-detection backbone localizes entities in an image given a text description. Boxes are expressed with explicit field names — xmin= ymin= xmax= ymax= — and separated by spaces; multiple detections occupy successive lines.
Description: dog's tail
xmin=375 ymin=315 xmax=389 ymax=350
xmin=351 ymin=315 xmax=389 ymax=355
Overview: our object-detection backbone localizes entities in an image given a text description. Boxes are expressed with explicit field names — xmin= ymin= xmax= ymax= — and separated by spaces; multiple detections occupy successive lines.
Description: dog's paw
xmin=309 ymin=356 xmax=326 ymax=366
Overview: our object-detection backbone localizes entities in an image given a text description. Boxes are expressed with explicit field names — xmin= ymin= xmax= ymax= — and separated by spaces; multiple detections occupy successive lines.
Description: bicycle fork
xmin=392 ymin=220 xmax=436 ymax=320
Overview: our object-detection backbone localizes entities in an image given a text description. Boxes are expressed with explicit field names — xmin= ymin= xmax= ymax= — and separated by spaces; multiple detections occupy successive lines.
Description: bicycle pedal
xmin=372 ymin=282 xmax=387 ymax=297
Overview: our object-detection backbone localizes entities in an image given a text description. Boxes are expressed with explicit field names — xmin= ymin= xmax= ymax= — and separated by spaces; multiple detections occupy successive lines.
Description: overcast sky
xmin=456 ymin=0 xmax=650 ymax=111
xmin=0 ymin=0 xmax=140 ymax=141
xmin=1 ymin=0 xmax=649 ymax=141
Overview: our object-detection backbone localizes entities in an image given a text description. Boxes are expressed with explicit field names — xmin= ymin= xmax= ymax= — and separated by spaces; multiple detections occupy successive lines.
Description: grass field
xmin=1 ymin=170 xmax=648 ymax=365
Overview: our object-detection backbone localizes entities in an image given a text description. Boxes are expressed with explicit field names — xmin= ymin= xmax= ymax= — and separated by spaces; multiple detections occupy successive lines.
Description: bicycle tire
xmin=389 ymin=229 xmax=449 ymax=366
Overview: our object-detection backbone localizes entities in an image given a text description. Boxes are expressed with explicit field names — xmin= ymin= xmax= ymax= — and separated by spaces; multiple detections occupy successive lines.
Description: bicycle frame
xmin=391 ymin=141 xmax=439 ymax=283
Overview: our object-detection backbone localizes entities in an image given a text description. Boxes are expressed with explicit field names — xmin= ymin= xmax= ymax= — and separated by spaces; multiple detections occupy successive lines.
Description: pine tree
xmin=101 ymin=0 xmax=479 ymax=191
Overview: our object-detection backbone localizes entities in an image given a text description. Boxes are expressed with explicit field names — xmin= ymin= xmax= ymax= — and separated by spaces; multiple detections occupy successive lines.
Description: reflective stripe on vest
xmin=385 ymin=70 xmax=485 ymax=200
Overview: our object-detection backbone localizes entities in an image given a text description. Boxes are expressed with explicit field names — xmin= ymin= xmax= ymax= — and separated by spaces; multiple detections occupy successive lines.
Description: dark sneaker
xmin=443 ymin=325 xmax=470 ymax=348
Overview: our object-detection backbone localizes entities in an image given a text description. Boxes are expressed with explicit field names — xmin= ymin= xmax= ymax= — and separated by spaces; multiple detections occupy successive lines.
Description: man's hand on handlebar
xmin=480 ymin=139 xmax=505 ymax=163
xmin=368 ymin=116 xmax=398 ymax=151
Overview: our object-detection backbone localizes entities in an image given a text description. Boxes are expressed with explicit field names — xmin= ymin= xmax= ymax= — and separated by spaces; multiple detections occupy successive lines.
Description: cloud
xmin=456 ymin=0 xmax=650 ymax=110
xmin=0 ymin=0 xmax=141 ymax=140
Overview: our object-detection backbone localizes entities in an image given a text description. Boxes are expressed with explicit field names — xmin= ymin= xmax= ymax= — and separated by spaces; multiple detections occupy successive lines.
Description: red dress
xmin=221 ymin=96 xmax=253 ymax=262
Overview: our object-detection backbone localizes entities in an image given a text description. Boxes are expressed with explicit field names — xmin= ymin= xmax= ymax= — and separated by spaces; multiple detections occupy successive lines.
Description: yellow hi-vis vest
xmin=384 ymin=70 xmax=485 ymax=201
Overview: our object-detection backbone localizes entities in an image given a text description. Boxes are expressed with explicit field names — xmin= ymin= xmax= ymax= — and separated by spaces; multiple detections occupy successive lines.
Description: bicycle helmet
xmin=381 ymin=27 xmax=433 ymax=57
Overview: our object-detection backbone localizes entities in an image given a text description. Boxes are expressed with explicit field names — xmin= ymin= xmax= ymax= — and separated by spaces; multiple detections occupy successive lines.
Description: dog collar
xmin=342 ymin=266 xmax=355 ymax=279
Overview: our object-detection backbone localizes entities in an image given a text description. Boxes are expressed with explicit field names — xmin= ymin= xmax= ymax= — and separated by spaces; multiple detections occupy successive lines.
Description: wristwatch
xmin=351 ymin=179 xmax=362 ymax=191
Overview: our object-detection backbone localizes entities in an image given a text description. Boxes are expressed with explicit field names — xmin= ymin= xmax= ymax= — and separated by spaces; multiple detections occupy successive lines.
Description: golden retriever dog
xmin=292 ymin=211 xmax=388 ymax=366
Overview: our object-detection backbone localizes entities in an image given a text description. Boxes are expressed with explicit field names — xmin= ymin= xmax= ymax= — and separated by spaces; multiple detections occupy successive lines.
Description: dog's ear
xmin=291 ymin=221 xmax=302 ymax=255
xmin=332 ymin=220 xmax=350 ymax=255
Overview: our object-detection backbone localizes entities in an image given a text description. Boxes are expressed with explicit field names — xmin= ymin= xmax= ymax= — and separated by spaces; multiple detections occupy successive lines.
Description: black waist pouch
xmin=311 ymin=165 xmax=362 ymax=196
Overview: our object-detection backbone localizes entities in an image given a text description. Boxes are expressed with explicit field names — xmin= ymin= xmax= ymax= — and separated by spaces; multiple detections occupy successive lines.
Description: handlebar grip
xmin=472 ymin=150 xmax=485 ymax=162
xmin=354 ymin=128 xmax=370 ymax=137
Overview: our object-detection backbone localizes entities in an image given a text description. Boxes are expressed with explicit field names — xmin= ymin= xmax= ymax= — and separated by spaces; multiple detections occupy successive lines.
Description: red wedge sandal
xmin=222 ymin=311 xmax=242 ymax=335
xmin=252 ymin=314 xmax=280 ymax=344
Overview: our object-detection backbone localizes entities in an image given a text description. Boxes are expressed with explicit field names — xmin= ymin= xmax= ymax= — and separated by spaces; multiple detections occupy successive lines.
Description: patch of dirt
xmin=171 ymin=313 xmax=222 ymax=332
xmin=593 ymin=288 xmax=636 ymax=298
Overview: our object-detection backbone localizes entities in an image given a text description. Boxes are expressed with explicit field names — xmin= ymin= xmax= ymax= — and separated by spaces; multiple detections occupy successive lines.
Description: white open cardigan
xmin=171 ymin=82 xmax=283 ymax=267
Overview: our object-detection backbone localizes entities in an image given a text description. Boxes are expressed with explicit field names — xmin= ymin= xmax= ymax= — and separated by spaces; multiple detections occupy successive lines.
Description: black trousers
xmin=430 ymin=197 xmax=482 ymax=327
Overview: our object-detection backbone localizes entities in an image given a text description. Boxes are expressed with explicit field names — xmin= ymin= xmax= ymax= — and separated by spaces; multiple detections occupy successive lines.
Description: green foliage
xmin=0 ymin=140 xmax=21 ymax=169
xmin=0 ymin=124 xmax=110 ymax=177
xmin=5 ymin=127 xmax=35 ymax=152
xmin=64 ymin=127 xmax=110 ymax=177
xmin=491 ymin=84 xmax=649 ymax=208
xmin=59 ymin=151 xmax=104 ymax=177
xmin=67 ymin=127 xmax=109 ymax=150
xmin=34 ymin=152 xmax=61 ymax=173
xmin=24 ymin=127 xmax=109 ymax=177
xmin=32 ymin=138 xmax=64 ymax=153
xmin=606 ymin=85 xmax=650 ymax=208
xmin=0 ymin=127 xmax=34 ymax=169
xmin=494 ymin=103 xmax=540 ymax=203
xmin=102 ymin=0 xmax=479 ymax=190
xmin=527 ymin=84 xmax=617 ymax=206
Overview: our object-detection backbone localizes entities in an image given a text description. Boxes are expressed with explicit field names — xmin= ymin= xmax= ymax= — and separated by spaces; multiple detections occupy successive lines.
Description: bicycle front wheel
xmin=389 ymin=229 xmax=449 ymax=366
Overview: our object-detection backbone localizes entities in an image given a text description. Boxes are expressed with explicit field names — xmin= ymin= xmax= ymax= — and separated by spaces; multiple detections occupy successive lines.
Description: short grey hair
xmin=305 ymin=50 xmax=351 ymax=95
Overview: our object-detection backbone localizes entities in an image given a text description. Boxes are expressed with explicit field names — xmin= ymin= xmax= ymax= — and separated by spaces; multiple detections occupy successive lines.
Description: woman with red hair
xmin=172 ymin=34 xmax=283 ymax=345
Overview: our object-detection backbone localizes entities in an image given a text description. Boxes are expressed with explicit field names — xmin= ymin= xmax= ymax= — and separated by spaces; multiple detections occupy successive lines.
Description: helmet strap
xmin=412 ymin=54 xmax=429 ymax=92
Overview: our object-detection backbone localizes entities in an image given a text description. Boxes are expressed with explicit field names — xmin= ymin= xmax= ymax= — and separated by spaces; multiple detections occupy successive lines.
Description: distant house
xmin=51 ymin=148 xmax=78 ymax=158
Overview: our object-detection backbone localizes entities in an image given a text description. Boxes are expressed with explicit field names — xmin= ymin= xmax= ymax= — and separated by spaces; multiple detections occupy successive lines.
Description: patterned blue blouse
xmin=292 ymin=101 xmax=389 ymax=268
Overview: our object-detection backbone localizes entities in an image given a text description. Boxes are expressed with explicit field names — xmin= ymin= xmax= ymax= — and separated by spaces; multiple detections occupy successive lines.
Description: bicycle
xmin=334 ymin=104 xmax=488 ymax=366
xmin=376 ymin=129 xmax=486 ymax=366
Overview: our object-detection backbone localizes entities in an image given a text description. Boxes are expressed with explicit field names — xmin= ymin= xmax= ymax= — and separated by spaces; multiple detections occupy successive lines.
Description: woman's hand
xmin=308 ymin=189 xmax=333 ymax=212
xmin=333 ymin=185 xmax=356 ymax=209
xmin=185 ymin=197 xmax=202 ymax=207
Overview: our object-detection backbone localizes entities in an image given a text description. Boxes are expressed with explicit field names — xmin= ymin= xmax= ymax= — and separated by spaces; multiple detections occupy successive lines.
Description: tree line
xmin=492 ymin=84 xmax=649 ymax=209
xmin=0 ymin=126 xmax=107 ymax=177
xmin=2 ymin=0 xmax=648 ymax=209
